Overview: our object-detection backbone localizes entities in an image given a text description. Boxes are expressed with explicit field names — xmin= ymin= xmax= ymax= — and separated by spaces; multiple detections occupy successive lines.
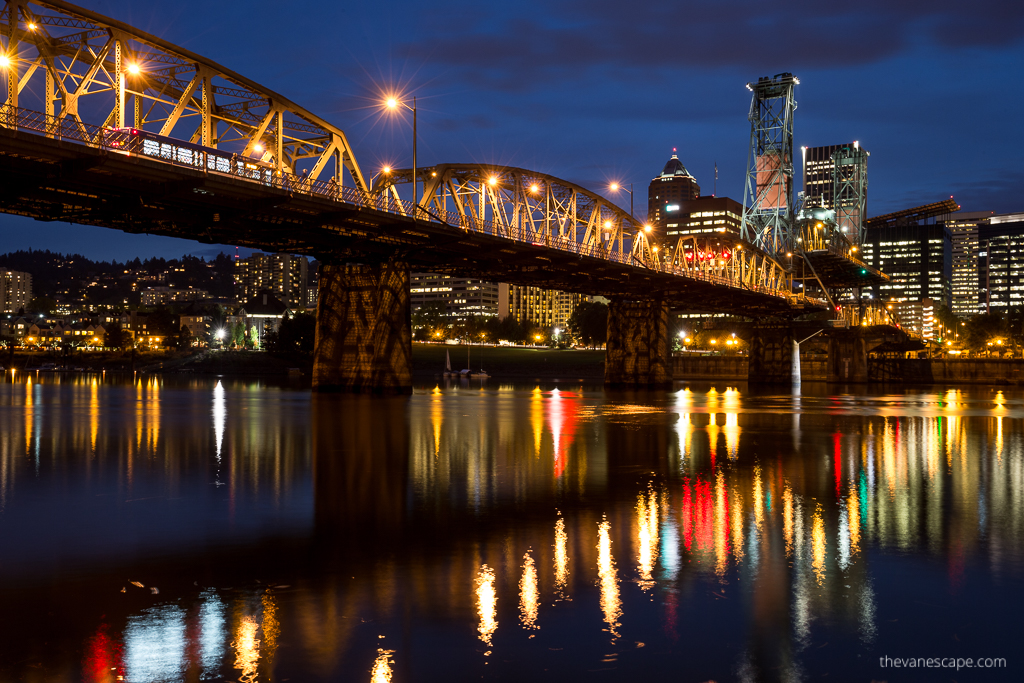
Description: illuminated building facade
xmin=0 ymin=270 xmax=32 ymax=314
xmin=941 ymin=211 xmax=993 ymax=317
xmin=861 ymin=224 xmax=951 ymax=307
xmin=647 ymin=151 xmax=700 ymax=243
xmin=499 ymin=285 xmax=584 ymax=328
xmin=234 ymin=252 xmax=308 ymax=309
xmin=978 ymin=214 xmax=1024 ymax=313
xmin=802 ymin=143 xmax=868 ymax=210
xmin=889 ymin=297 xmax=938 ymax=339
xmin=411 ymin=274 xmax=499 ymax=319
xmin=665 ymin=196 xmax=743 ymax=238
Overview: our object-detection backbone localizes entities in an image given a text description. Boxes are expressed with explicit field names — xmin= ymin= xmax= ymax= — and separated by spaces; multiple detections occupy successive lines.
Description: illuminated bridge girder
xmin=0 ymin=0 xmax=368 ymax=190
xmin=379 ymin=164 xmax=639 ymax=265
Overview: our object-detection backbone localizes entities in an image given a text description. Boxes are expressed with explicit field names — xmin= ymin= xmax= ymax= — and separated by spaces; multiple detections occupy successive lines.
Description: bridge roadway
xmin=0 ymin=113 xmax=814 ymax=317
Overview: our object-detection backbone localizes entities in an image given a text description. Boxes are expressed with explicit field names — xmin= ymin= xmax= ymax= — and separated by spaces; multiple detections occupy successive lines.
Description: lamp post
xmin=386 ymin=96 xmax=417 ymax=213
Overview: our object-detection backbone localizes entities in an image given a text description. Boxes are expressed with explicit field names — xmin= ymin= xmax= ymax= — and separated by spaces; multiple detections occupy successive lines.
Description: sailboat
xmin=443 ymin=349 xmax=454 ymax=377
xmin=469 ymin=344 xmax=489 ymax=379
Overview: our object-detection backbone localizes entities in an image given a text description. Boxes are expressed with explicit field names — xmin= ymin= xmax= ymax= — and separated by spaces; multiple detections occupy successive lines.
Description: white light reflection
xmin=124 ymin=605 xmax=187 ymax=682
xmin=199 ymin=591 xmax=226 ymax=675
xmin=213 ymin=381 xmax=225 ymax=484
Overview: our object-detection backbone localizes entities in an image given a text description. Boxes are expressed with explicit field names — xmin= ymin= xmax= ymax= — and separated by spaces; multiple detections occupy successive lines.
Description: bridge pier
xmin=748 ymin=325 xmax=800 ymax=385
xmin=605 ymin=297 xmax=672 ymax=388
xmin=312 ymin=259 xmax=413 ymax=393
xmin=826 ymin=329 xmax=870 ymax=383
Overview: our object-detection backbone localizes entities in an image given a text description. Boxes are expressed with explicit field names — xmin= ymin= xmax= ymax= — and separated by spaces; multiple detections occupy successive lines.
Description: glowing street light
xmin=384 ymin=95 xmax=419 ymax=209
xmin=608 ymin=181 xmax=634 ymax=224
xmin=126 ymin=62 xmax=141 ymax=75
xmin=0 ymin=55 xmax=10 ymax=69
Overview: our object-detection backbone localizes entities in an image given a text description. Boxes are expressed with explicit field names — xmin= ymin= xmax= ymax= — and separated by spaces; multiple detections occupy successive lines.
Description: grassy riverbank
xmin=413 ymin=343 xmax=605 ymax=379
xmin=1 ymin=344 xmax=606 ymax=379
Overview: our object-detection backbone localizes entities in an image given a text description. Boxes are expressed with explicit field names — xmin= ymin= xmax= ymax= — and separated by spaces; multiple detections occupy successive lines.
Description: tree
xmin=27 ymin=296 xmax=57 ymax=315
xmin=103 ymin=321 xmax=130 ymax=350
xmin=173 ymin=325 xmax=192 ymax=349
xmin=265 ymin=312 xmax=317 ymax=357
xmin=567 ymin=301 xmax=608 ymax=347
xmin=412 ymin=300 xmax=448 ymax=340
xmin=963 ymin=312 xmax=1005 ymax=352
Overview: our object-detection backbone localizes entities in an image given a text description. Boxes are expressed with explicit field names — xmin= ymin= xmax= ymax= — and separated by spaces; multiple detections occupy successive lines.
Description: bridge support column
xmin=312 ymin=259 xmax=412 ymax=393
xmin=748 ymin=325 xmax=800 ymax=384
xmin=827 ymin=329 xmax=869 ymax=383
xmin=605 ymin=297 xmax=671 ymax=388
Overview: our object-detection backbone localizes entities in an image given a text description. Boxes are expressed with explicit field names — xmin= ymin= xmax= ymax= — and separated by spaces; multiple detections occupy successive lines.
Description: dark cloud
xmin=401 ymin=0 xmax=1023 ymax=93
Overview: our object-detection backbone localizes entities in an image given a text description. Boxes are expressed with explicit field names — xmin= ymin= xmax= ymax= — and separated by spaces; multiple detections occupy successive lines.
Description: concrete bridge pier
xmin=605 ymin=297 xmax=672 ymax=388
xmin=312 ymin=259 xmax=413 ymax=393
xmin=748 ymin=325 xmax=801 ymax=385
xmin=826 ymin=329 xmax=870 ymax=383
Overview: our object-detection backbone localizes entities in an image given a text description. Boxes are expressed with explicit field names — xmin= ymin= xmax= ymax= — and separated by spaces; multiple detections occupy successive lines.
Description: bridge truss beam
xmin=0 ymin=0 xmax=367 ymax=191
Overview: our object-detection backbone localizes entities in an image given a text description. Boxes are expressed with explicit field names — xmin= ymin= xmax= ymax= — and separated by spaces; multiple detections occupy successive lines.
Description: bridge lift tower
xmin=740 ymin=73 xmax=799 ymax=257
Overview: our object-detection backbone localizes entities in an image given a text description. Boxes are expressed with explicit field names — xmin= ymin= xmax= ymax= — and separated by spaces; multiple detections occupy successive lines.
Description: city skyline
xmin=0 ymin=0 xmax=1021 ymax=261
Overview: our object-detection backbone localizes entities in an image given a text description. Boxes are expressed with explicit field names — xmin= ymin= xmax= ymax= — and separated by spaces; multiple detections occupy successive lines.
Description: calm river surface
xmin=1 ymin=374 xmax=1022 ymax=682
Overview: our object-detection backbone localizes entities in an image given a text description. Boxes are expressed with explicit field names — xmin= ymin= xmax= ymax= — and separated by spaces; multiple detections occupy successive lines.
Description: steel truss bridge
xmin=0 ymin=0 xmax=837 ymax=317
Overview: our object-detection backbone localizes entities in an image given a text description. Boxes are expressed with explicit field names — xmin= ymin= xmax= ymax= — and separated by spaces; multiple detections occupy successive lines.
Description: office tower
xmin=410 ymin=274 xmax=499 ymax=319
xmin=647 ymin=150 xmax=700 ymax=242
xmin=234 ymin=253 xmax=308 ymax=309
xmin=861 ymin=224 xmax=952 ymax=307
xmin=499 ymin=285 xmax=584 ymax=329
xmin=665 ymin=196 xmax=744 ymax=239
xmin=0 ymin=270 xmax=32 ymax=314
xmin=940 ymin=211 xmax=992 ymax=317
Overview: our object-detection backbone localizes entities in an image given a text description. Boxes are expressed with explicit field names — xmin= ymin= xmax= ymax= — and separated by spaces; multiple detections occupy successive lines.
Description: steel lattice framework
xmin=379 ymin=164 xmax=641 ymax=264
xmin=831 ymin=144 xmax=868 ymax=245
xmin=379 ymin=164 xmax=793 ymax=298
xmin=0 ymin=0 xmax=368 ymax=190
xmin=740 ymin=73 xmax=798 ymax=257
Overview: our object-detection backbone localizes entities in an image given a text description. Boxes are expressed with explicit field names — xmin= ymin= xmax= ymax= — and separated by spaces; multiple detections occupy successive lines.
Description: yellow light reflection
xmin=597 ymin=518 xmax=622 ymax=641
xmin=530 ymin=386 xmax=544 ymax=456
xmin=232 ymin=616 xmax=260 ymax=683
xmin=783 ymin=484 xmax=794 ymax=556
xmin=714 ymin=470 xmax=728 ymax=576
xmin=475 ymin=564 xmax=498 ymax=650
xmin=90 ymin=378 xmax=99 ymax=451
xmin=370 ymin=649 xmax=395 ymax=683
xmin=753 ymin=464 xmax=764 ymax=532
xmin=811 ymin=503 xmax=826 ymax=585
xmin=519 ymin=550 xmax=539 ymax=629
xmin=847 ymin=483 xmax=861 ymax=556
xmin=554 ymin=516 xmax=569 ymax=598
xmin=635 ymin=489 xmax=659 ymax=590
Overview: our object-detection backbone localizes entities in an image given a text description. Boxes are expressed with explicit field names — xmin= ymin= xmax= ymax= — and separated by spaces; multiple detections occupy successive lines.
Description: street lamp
xmin=609 ymin=182 xmax=634 ymax=222
xmin=385 ymin=96 xmax=418 ymax=211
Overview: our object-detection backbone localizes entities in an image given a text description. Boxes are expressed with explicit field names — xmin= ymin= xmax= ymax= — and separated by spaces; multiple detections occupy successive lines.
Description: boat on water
xmin=443 ymin=349 xmax=455 ymax=377
xmin=470 ymin=369 xmax=490 ymax=379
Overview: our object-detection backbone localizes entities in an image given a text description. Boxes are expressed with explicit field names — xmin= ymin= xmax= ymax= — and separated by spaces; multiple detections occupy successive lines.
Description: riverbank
xmin=412 ymin=343 xmax=605 ymax=379
xmin=0 ymin=344 xmax=607 ymax=379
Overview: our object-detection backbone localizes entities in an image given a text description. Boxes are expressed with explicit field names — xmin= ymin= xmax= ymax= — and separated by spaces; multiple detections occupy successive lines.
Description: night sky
xmin=2 ymin=0 xmax=1021 ymax=261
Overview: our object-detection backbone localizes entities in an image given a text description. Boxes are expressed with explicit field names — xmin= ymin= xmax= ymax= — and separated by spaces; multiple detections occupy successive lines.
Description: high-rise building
xmin=0 ymin=270 xmax=32 ymax=314
xmin=410 ymin=274 xmax=499 ymax=319
xmin=664 ymin=196 xmax=743 ymax=239
xmin=499 ymin=285 xmax=584 ymax=329
xmin=802 ymin=143 xmax=869 ymax=211
xmin=939 ymin=211 xmax=993 ymax=318
xmin=647 ymin=150 xmax=700 ymax=243
xmin=234 ymin=253 xmax=308 ymax=309
xmin=861 ymin=224 xmax=952 ymax=307
xmin=978 ymin=213 xmax=1024 ymax=313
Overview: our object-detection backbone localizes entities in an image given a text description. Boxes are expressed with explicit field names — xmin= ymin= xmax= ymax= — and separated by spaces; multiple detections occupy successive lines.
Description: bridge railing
xmin=1 ymin=104 xmax=806 ymax=302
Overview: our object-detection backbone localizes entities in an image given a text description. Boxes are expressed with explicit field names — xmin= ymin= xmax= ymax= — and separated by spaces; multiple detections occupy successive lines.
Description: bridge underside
xmin=0 ymin=130 xmax=803 ymax=316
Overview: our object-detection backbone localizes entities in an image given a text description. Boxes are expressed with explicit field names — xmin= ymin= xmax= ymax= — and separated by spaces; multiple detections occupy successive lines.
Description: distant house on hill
xmin=242 ymin=290 xmax=292 ymax=346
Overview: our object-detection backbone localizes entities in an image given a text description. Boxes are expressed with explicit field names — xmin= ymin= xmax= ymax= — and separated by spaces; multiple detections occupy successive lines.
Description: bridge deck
xmin=0 ymin=117 xmax=825 ymax=316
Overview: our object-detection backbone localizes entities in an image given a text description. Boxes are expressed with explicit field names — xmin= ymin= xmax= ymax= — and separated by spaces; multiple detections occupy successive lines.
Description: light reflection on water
xmin=1 ymin=375 xmax=1024 ymax=681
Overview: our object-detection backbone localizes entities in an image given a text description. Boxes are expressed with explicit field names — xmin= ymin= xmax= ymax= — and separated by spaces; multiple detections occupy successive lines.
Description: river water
xmin=1 ymin=374 xmax=1021 ymax=682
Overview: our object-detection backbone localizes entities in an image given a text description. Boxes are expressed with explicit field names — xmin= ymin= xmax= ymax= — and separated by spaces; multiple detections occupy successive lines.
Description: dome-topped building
xmin=647 ymin=149 xmax=701 ymax=242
